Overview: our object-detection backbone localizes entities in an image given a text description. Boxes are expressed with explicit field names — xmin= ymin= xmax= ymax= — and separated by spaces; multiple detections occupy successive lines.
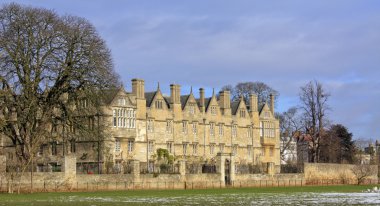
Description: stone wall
xmin=1 ymin=156 xmax=379 ymax=193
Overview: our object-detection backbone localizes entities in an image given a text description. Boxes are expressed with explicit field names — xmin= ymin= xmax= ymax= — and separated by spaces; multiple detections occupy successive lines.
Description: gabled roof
xmin=145 ymin=91 xmax=170 ymax=108
xmin=180 ymin=95 xmax=190 ymax=110
xmin=231 ymin=101 xmax=240 ymax=115
xmin=195 ymin=97 xmax=211 ymax=109
xmin=204 ymin=98 xmax=212 ymax=111
xmin=100 ymin=87 xmax=123 ymax=105
xmin=258 ymin=103 xmax=268 ymax=114
xmin=145 ymin=92 xmax=157 ymax=107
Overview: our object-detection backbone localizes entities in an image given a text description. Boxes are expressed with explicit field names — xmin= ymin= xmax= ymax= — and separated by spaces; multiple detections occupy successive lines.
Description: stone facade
xmin=103 ymin=79 xmax=280 ymax=171
xmin=1 ymin=78 xmax=280 ymax=174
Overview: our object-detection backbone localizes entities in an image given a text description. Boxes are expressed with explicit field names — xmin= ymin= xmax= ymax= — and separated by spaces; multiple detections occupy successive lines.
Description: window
xmin=38 ymin=145 xmax=44 ymax=156
xmin=148 ymin=119 xmax=154 ymax=132
xmin=118 ymin=98 xmax=126 ymax=106
xmin=115 ymin=139 xmax=121 ymax=153
xmin=270 ymin=122 xmax=275 ymax=137
xmin=88 ymin=117 xmax=94 ymax=130
xmin=70 ymin=140 xmax=76 ymax=153
xmin=192 ymin=122 xmax=197 ymax=134
xmin=182 ymin=121 xmax=188 ymax=134
xmin=113 ymin=108 xmax=136 ymax=128
xmin=79 ymin=99 xmax=88 ymax=108
xmin=260 ymin=121 xmax=275 ymax=138
xmin=247 ymin=126 xmax=252 ymax=138
xmin=210 ymin=123 xmax=215 ymax=136
xmin=167 ymin=142 xmax=173 ymax=153
xmin=270 ymin=147 xmax=274 ymax=157
xmin=240 ymin=109 xmax=246 ymax=118
xmin=232 ymin=145 xmax=238 ymax=155
xmin=192 ymin=144 xmax=198 ymax=155
xmin=264 ymin=111 xmax=270 ymax=118
xmin=189 ymin=103 xmax=196 ymax=115
xmin=128 ymin=140 xmax=134 ymax=152
xmin=232 ymin=125 xmax=237 ymax=138
xmin=148 ymin=141 xmax=154 ymax=153
xmin=155 ymin=100 xmax=163 ymax=109
xmin=166 ymin=120 xmax=173 ymax=133
xmin=248 ymin=145 xmax=252 ymax=156
xmin=183 ymin=143 xmax=188 ymax=155
xmin=210 ymin=144 xmax=215 ymax=154
xmin=219 ymin=144 xmax=224 ymax=153
xmin=210 ymin=106 xmax=217 ymax=115
xmin=218 ymin=124 xmax=224 ymax=136
xmin=51 ymin=142 xmax=57 ymax=156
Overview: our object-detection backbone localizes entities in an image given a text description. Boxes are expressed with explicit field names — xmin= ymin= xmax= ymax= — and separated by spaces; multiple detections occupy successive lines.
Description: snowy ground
xmin=1 ymin=190 xmax=379 ymax=205
xmin=53 ymin=192 xmax=380 ymax=205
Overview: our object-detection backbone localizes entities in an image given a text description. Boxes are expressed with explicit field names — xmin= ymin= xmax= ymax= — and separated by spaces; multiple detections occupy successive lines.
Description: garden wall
xmin=1 ymin=155 xmax=379 ymax=193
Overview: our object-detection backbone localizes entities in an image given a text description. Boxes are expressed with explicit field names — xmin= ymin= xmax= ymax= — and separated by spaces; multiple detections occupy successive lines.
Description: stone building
xmin=102 ymin=79 xmax=280 ymax=171
xmin=1 ymin=78 xmax=280 ymax=174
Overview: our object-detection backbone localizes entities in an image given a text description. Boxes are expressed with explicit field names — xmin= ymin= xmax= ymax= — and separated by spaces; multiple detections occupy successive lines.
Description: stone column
xmin=216 ymin=153 xmax=225 ymax=183
xmin=64 ymin=154 xmax=77 ymax=187
xmin=230 ymin=155 xmax=235 ymax=183
xmin=179 ymin=160 xmax=186 ymax=181
xmin=267 ymin=162 xmax=275 ymax=175
xmin=64 ymin=155 xmax=76 ymax=176
xmin=0 ymin=155 xmax=6 ymax=174
xmin=131 ymin=160 xmax=140 ymax=181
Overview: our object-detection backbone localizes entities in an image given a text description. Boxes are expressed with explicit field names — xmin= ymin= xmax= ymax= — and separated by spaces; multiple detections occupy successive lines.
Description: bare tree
xmin=299 ymin=80 xmax=330 ymax=163
xmin=351 ymin=164 xmax=376 ymax=185
xmin=0 ymin=3 xmax=119 ymax=192
xmin=220 ymin=82 xmax=278 ymax=106
xmin=277 ymin=107 xmax=302 ymax=163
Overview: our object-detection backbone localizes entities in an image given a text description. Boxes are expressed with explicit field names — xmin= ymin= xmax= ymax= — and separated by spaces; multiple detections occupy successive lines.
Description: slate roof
xmin=231 ymin=101 xmax=240 ymax=115
xmin=180 ymin=95 xmax=190 ymax=109
xmin=100 ymin=88 xmax=121 ymax=105
xmin=144 ymin=92 xmax=157 ymax=107
xmin=145 ymin=91 xmax=170 ymax=108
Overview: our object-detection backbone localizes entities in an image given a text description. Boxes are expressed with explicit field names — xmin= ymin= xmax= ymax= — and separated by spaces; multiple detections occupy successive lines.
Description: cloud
xmin=6 ymin=0 xmax=380 ymax=139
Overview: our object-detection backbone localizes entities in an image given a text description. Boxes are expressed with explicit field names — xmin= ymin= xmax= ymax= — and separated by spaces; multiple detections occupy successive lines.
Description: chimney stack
xmin=132 ymin=79 xmax=145 ymax=99
xmin=170 ymin=84 xmax=181 ymax=104
xmin=219 ymin=90 xmax=231 ymax=109
xmin=199 ymin=88 xmax=205 ymax=113
xmin=249 ymin=94 xmax=258 ymax=112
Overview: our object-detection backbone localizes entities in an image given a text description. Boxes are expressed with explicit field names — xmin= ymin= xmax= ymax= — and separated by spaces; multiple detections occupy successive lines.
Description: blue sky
xmin=4 ymin=0 xmax=380 ymax=140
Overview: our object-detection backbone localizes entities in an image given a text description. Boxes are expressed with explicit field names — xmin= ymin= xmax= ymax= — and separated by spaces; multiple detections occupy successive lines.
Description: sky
xmin=3 ymin=0 xmax=380 ymax=140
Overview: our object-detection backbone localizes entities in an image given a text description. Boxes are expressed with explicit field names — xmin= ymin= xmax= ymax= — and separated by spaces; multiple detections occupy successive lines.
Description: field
xmin=0 ymin=185 xmax=379 ymax=206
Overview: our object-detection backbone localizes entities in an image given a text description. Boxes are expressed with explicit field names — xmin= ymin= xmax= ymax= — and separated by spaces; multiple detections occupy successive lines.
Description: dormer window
xmin=240 ymin=109 xmax=246 ymax=118
xmin=78 ymin=99 xmax=88 ymax=108
xmin=118 ymin=98 xmax=126 ymax=106
xmin=155 ymin=100 xmax=163 ymax=109
xmin=210 ymin=106 xmax=217 ymax=115
xmin=189 ymin=103 xmax=196 ymax=115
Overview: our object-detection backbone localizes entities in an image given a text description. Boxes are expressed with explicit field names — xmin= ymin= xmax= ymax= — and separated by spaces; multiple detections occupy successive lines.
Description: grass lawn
xmin=0 ymin=185 xmax=378 ymax=206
